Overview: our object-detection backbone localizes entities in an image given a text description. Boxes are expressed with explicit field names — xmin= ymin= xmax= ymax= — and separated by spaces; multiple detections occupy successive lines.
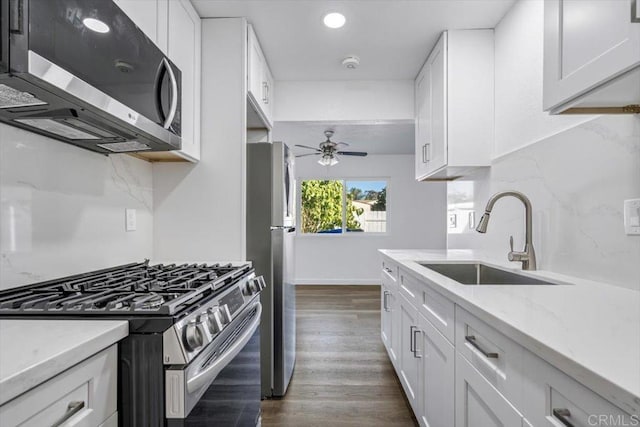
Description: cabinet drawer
xmin=399 ymin=270 xmax=421 ymax=306
xmin=418 ymin=283 xmax=455 ymax=343
xmin=522 ymin=351 xmax=637 ymax=426
xmin=455 ymin=352 xmax=522 ymax=427
xmin=382 ymin=259 xmax=399 ymax=282
xmin=0 ymin=345 xmax=117 ymax=427
xmin=99 ymin=412 xmax=118 ymax=427
xmin=455 ymin=306 xmax=524 ymax=410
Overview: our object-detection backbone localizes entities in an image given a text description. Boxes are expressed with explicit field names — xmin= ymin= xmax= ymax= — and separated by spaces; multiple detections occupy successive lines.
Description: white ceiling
xmin=273 ymin=121 xmax=415 ymax=155
xmin=192 ymin=0 xmax=515 ymax=80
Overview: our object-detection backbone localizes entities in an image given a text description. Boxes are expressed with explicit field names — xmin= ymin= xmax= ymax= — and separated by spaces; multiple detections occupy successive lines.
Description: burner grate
xmin=0 ymin=261 xmax=252 ymax=315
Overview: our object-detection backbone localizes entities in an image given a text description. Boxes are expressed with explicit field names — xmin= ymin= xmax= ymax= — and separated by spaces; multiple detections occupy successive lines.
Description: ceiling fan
xmin=295 ymin=130 xmax=368 ymax=166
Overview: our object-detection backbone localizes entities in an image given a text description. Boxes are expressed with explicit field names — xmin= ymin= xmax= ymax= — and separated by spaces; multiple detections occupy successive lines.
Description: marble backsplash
xmin=0 ymin=124 xmax=153 ymax=289
xmin=447 ymin=115 xmax=640 ymax=291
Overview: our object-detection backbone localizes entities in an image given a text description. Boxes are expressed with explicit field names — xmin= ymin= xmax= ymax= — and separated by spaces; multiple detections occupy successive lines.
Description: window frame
xmin=297 ymin=176 xmax=390 ymax=237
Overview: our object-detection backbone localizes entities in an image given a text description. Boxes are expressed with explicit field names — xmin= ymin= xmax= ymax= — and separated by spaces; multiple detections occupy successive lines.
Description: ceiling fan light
xmin=318 ymin=155 xmax=339 ymax=166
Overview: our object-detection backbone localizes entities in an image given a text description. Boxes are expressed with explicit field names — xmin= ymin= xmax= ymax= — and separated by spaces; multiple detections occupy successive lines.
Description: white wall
xmin=493 ymin=0 xmax=595 ymax=157
xmin=153 ymin=18 xmax=248 ymax=262
xmin=274 ymin=80 xmax=414 ymax=122
xmin=293 ymin=155 xmax=447 ymax=284
xmin=0 ymin=125 xmax=153 ymax=289
xmin=447 ymin=0 xmax=640 ymax=290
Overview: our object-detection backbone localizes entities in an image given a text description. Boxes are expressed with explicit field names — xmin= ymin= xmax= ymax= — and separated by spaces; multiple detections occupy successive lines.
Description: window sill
xmin=296 ymin=232 xmax=390 ymax=238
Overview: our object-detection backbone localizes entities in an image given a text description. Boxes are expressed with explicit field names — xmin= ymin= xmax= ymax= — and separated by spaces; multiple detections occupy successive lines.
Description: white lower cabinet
xmin=381 ymin=274 xmax=399 ymax=367
xmin=0 ymin=345 xmax=118 ymax=427
xmin=382 ymin=262 xmax=638 ymax=427
xmin=381 ymin=261 xmax=400 ymax=368
xmin=522 ymin=350 xmax=637 ymax=427
xmin=398 ymin=292 xmax=421 ymax=413
xmin=417 ymin=313 xmax=454 ymax=427
xmin=455 ymin=353 xmax=523 ymax=427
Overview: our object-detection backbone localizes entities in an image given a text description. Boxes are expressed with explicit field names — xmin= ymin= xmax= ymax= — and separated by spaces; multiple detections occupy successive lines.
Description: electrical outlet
xmin=624 ymin=199 xmax=640 ymax=236
xmin=125 ymin=208 xmax=137 ymax=232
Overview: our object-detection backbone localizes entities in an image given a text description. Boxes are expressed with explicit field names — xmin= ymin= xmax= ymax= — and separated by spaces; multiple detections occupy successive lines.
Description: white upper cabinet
xmin=543 ymin=0 xmax=640 ymax=114
xmin=414 ymin=30 xmax=494 ymax=181
xmin=247 ymin=25 xmax=274 ymax=128
xmin=113 ymin=0 xmax=164 ymax=49
xmin=166 ymin=0 xmax=201 ymax=161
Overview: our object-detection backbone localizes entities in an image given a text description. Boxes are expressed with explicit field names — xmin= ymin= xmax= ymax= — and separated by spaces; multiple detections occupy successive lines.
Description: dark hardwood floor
xmin=261 ymin=285 xmax=417 ymax=427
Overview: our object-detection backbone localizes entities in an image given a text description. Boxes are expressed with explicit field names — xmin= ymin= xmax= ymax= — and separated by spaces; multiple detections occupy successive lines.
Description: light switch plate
xmin=624 ymin=199 xmax=640 ymax=235
xmin=125 ymin=208 xmax=137 ymax=232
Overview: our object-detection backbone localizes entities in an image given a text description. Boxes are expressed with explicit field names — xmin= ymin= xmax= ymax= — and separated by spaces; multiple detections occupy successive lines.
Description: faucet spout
xmin=476 ymin=191 xmax=537 ymax=270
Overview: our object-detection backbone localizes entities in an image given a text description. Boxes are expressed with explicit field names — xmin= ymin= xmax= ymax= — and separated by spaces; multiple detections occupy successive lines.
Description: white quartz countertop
xmin=0 ymin=319 xmax=128 ymax=405
xmin=380 ymin=249 xmax=640 ymax=414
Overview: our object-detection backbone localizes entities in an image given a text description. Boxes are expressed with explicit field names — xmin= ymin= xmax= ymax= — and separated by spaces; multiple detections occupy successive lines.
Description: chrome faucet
xmin=476 ymin=191 xmax=537 ymax=271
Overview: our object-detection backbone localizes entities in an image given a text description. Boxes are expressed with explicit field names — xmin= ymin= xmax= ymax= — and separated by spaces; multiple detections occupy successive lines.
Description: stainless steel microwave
xmin=0 ymin=0 xmax=182 ymax=154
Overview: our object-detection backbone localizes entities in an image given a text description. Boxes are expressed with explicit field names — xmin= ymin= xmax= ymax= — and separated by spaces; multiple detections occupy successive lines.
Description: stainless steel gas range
xmin=0 ymin=261 xmax=265 ymax=426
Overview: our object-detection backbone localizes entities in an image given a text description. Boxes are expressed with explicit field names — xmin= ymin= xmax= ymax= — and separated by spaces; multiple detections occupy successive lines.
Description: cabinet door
xmin=381 ymin=282 xmax=399 ymax=368
xmin=455 ymin=353 xmax=523 ymax=427
xmin=543 ymin=0 xmax=640 ymax=111
xmin=248 ymin=26 xmax=265 ymax=106
xmin=381 ymin=282 xmax=392 ymax=349
xmin=424 ymin=32 xmax=447 ymax=176
xmin=390 ymin=289 xmax=401 ymax=370
xmin=263 ymin=64 xmax=274 ymax=124
xmin=113 ymin=0 xmax=160 ymax=46
xmin=415 ymin=66 xmax=429 ymax=180
xmin=418 ymin=314 xmax=454 ymax=427
xmin=398 ymin=293 xmax=420 ymax=413
xmin=167 ymin=0 xmax=201 ymax=161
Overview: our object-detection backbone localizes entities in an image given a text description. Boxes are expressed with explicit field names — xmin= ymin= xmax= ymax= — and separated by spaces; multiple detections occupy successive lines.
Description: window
xmin=300 ymin=179 xmax=387 ymax=234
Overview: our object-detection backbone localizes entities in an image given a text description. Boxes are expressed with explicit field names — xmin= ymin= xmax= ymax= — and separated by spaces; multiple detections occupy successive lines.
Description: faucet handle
xmin=508 ymin=235 xmax=527 ymax=262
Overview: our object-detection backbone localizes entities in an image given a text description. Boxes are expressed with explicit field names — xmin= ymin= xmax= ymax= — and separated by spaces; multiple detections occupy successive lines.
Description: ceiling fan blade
xmin=295 ymin=153 xmax=320 ymax=158
xmin=337 ymin=151 xmax=368 ymax=157
xmin=294 ymin=144 xmax=321 ymax=152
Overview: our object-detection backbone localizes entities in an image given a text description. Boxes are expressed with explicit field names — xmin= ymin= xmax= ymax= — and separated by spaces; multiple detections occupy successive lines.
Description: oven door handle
xmin=187 ymin=301 xmax=262 ymax=393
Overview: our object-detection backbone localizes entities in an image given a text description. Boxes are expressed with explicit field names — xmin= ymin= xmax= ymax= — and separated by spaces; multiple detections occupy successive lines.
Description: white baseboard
xmin=295 ymin=279 xmax=380 ymax=286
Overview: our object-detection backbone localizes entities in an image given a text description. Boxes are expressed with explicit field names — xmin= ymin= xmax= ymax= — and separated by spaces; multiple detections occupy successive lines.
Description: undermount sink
xmin=417 ymin=262 xmax=559 ymax=286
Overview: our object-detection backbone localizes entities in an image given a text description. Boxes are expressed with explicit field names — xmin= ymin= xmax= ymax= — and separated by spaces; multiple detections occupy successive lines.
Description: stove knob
xmin=206 ymin=308 xmax=224 ymax=334
xmin=255 ymin=276 xmax=266 ymax=291
xmin=184 ymin=320 xmax=204 ymax=351
xmin=244 ymin=281 xmax=256 ymax=296
xmin=220 ymin=304 xmax=233 ymax=325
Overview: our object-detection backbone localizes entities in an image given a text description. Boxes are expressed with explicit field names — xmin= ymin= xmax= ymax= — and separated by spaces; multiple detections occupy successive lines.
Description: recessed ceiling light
xmin=83 ymin=17 xmax=110 ymax=34
xmin=323 ymin=13 xmax=346 ymax=29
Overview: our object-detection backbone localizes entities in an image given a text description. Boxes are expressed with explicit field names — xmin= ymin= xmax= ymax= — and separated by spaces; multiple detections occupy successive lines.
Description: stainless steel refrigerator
xmin=247 ymin=141 xmax=296 ymax=398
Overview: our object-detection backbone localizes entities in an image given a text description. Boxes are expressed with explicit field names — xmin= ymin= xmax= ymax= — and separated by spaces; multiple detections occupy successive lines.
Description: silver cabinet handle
xmin=265 ymin=82 xmax=270 ymax=104
xmin=410 ymin=326 xmax=417 ymax=352
xmin=262 ymin=81 xmax=268 ymax=103
xmin=412 ymin=327 xmax=422 ymax=358
xmin=465 ymin=335 xmax=498 ymax=359
xmin=383 ymin=291 xmax=390 ymax=312
xmin=422 ymin=144 xmax=427 ymax=163
xmin=51 ymin=400 xmax=85 ymax=427
xmin=552 ymin=408 xmax=575 ymax=427
xmin=425 ymin=143 xmax=431 ymax=162
xmin=383 ymin=267 xmax=393 ymax=274
xmin=162 ymin=58 xmax=179 ymax=129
